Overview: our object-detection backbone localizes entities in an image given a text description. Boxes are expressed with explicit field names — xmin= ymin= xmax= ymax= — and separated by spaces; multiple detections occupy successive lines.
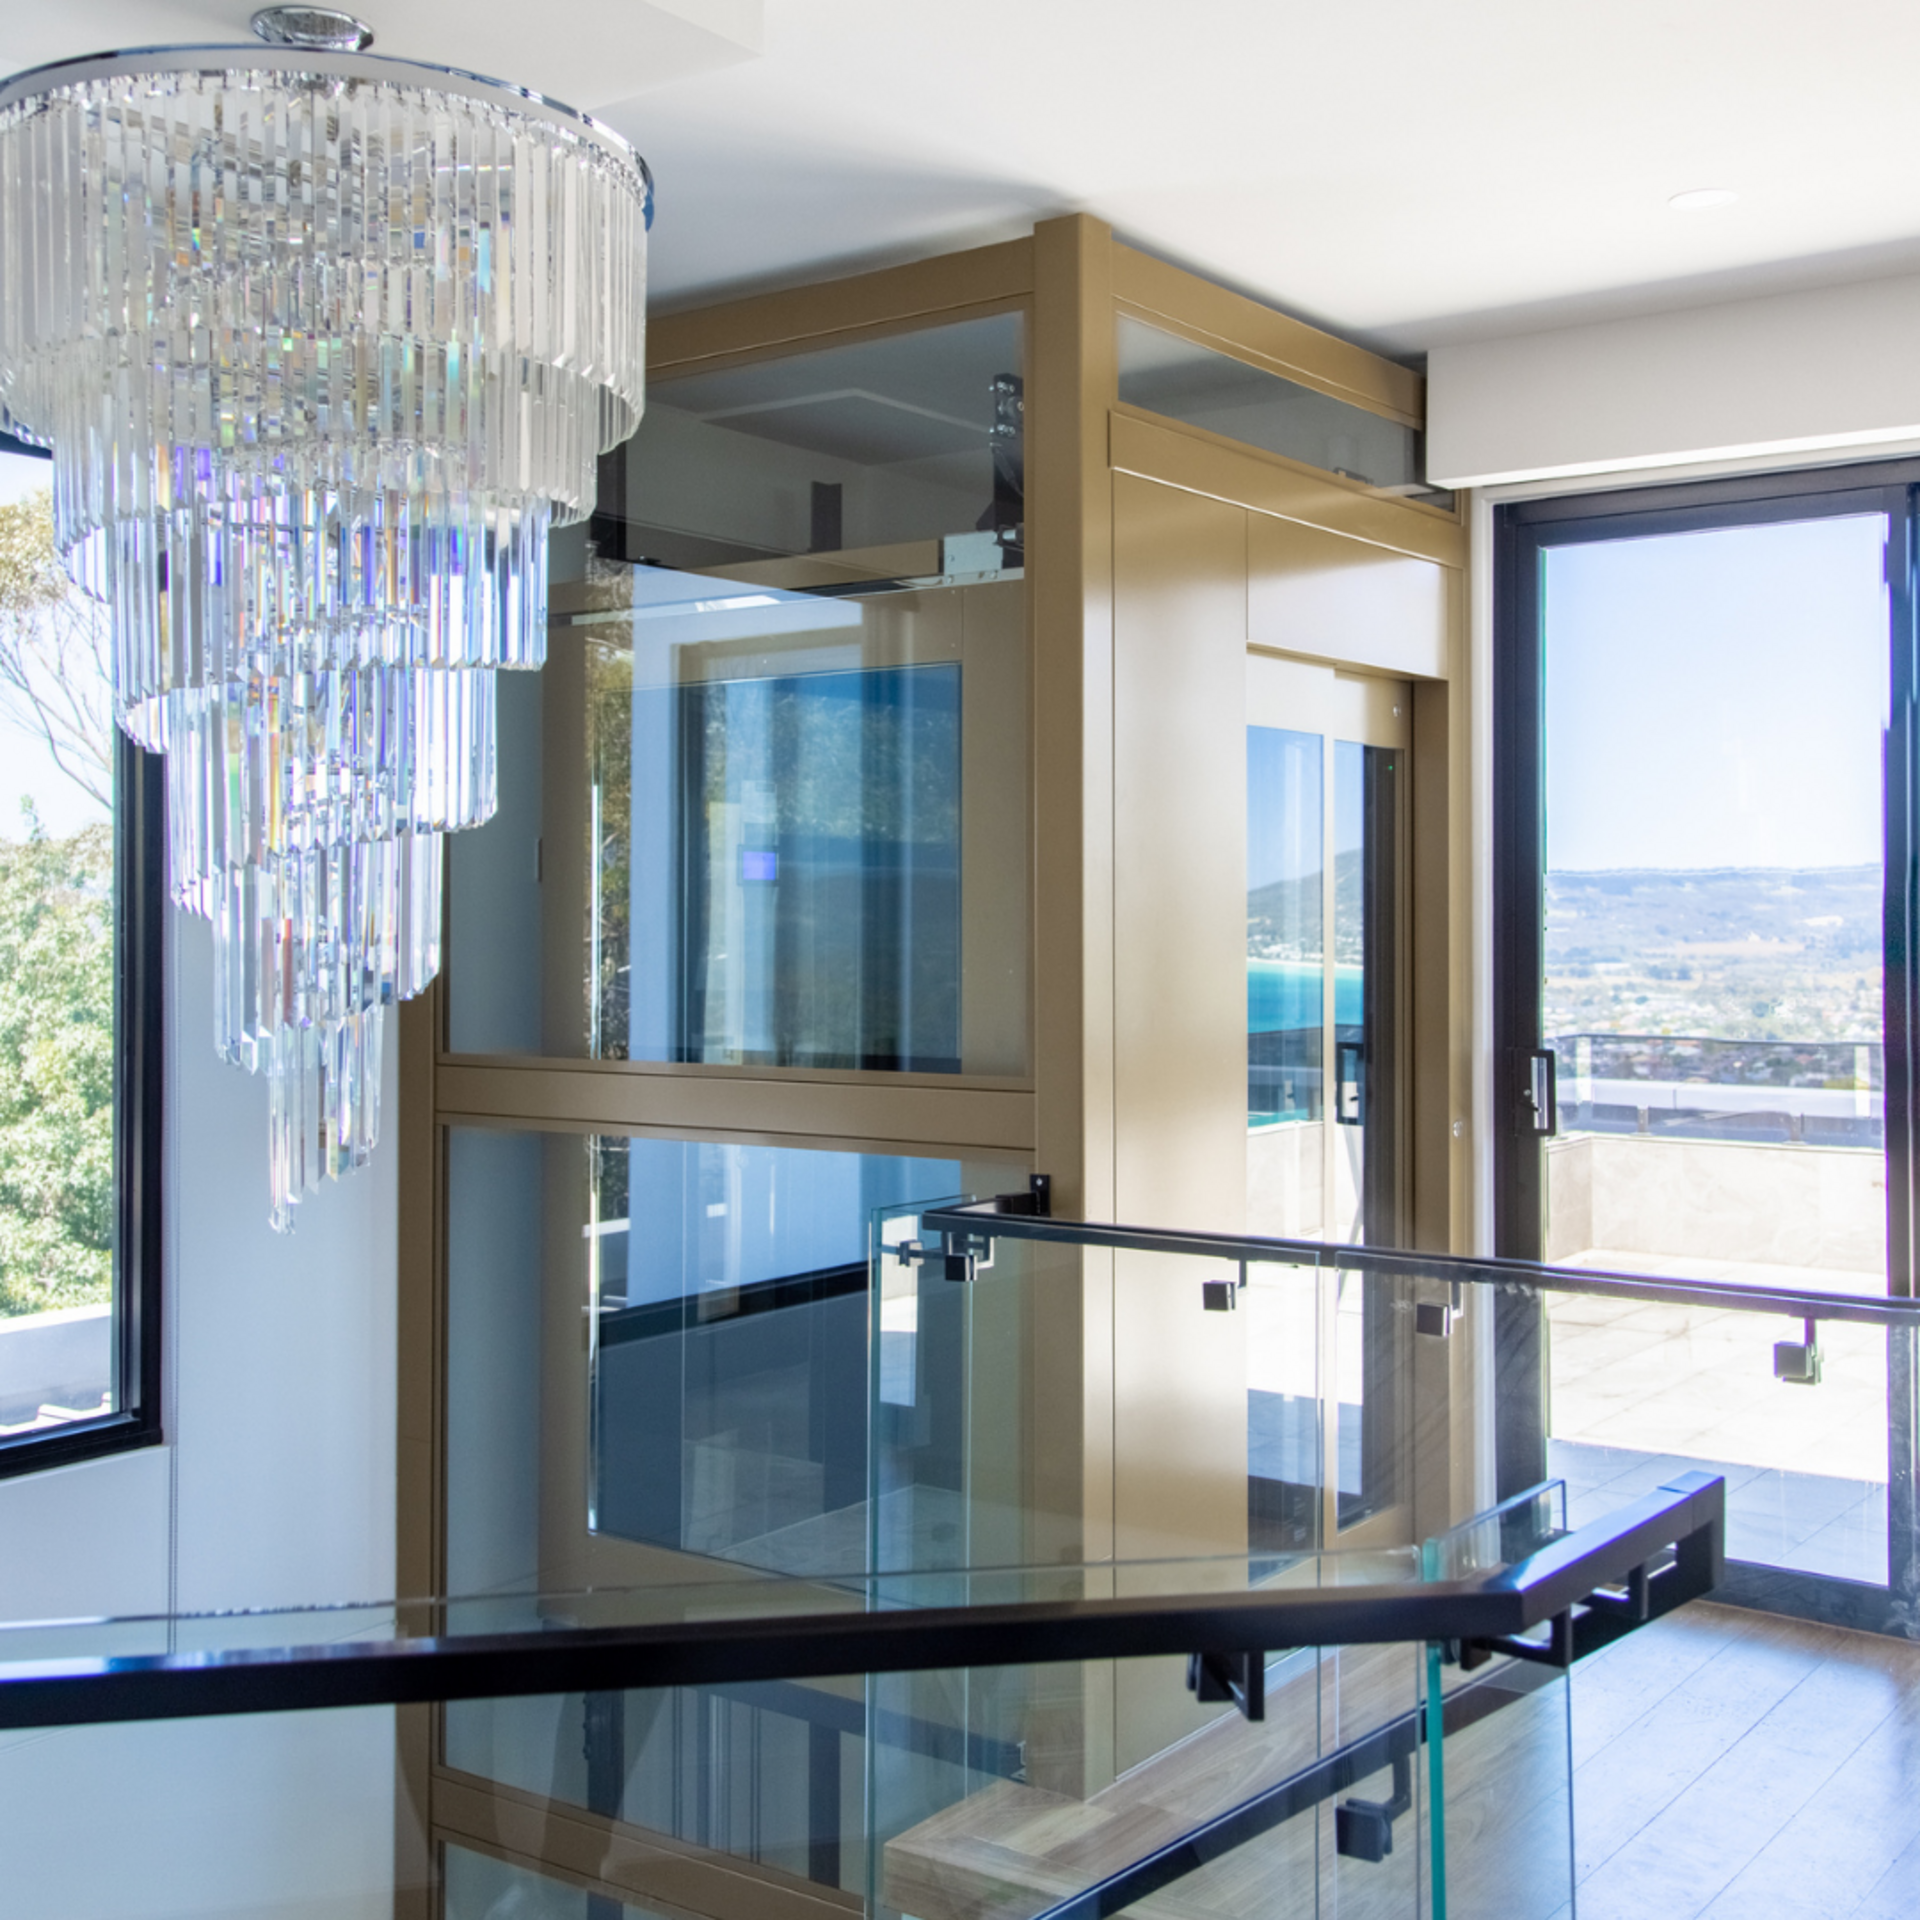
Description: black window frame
xmin=0 ymin=443 xmax=164 ymax=1480
xmin=1491 ymin=458 xmax=1920 ymax=1631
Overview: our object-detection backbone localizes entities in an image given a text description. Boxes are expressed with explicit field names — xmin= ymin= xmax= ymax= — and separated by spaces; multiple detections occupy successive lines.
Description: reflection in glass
xmin=591 ymin=1138 xmax=967 ymax=1569
xmin=1247 ymin=726 xmax=1324 ymax=1131
xmin=606 ymin=643 xmax=961 ymax=1070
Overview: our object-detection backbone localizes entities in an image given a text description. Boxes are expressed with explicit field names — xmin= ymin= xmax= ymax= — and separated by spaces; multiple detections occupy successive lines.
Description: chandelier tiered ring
xmin=0 ymin=20 xmax=651 ymax=1226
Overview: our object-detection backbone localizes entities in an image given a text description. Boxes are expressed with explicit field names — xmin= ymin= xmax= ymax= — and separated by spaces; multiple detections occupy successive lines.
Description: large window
xmin=1494 ymin=463 xmax=1920 ymax=1618
xmin=0 ymin=441 xmax=162 ymax=1477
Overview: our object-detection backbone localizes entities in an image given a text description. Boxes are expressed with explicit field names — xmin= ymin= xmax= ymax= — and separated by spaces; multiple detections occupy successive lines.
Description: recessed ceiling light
xmin=1669 ymin=187 xmax=1738 ymax=212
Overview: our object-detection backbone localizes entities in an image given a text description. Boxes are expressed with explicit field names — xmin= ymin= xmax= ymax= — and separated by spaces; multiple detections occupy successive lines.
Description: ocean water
xmin=1248 ymin=958 xmax=1362 ymax=1034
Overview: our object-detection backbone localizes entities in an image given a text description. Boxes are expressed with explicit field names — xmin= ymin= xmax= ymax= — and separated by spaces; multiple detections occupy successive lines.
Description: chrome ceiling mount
xmin=250 ymin=6 xmax=375 ymax=51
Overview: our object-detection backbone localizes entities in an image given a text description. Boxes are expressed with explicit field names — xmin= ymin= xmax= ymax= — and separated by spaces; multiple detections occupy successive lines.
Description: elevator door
xmin=1246 ymin=651 xmax=1411 ymax=1547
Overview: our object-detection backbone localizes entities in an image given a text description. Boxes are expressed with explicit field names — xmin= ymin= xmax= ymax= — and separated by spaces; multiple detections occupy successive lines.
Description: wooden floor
xmin=1568 ymin=1601 xmax=1920 ymax=1920
xmin=878 ymin=1604 xmax=1920 ymax=1920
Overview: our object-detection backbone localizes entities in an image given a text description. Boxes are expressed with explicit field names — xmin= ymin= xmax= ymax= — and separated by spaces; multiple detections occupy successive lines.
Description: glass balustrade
xmin=0 ymin=1521 xmax=1631 ymax=1920
xmin=4 ymin=1190 xmax=1826 ymax=1919
xmin=884 ymin=1196 xmax=1915 ymax=1621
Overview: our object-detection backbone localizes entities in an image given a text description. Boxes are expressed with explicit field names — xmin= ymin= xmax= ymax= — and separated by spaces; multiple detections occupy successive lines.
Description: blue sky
xmin=1544 ymin=513 xmax=1888 ymax=873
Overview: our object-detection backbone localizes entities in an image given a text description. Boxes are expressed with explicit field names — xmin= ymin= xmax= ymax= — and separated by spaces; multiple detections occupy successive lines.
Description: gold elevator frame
xmin=392 ymin=213 xmax=1473 ymax=1915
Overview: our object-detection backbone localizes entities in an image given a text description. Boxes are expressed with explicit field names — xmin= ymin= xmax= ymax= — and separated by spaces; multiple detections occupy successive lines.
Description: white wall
xmin=0 ymin=908 xmax=402 ymax=1918
xmin=1427 ymin=270 xmax=1920 ymax=489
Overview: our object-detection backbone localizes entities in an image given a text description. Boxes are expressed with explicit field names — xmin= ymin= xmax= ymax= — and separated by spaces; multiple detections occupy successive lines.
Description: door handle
xmin=1336 ymin=1040 xmax=1365 ymax=1127
xmin=1519 ymin=1048 xmax=1558 ymax=1137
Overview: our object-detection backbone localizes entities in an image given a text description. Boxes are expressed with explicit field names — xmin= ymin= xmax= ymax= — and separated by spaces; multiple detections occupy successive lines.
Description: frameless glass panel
xmin=0 ymin=447 xmax=118 ymax=1436
xmin=1537 ymin=514 xmax=1894 ymax=1582
xmin=449 ymin=315 xmax=1031 ymax=1071
xmin=434 ymin=1613 xmax=1455 ymax=1920
xmin=1118 ymin=315 xmax=1444 ymax=502
xmin=874 ymin=1645 xmax=1433 ymax=1920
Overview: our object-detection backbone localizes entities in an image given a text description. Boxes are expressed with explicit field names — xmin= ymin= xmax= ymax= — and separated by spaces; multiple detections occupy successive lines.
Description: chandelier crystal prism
xmin=0 ymin=24 xmax=649 ymax=1227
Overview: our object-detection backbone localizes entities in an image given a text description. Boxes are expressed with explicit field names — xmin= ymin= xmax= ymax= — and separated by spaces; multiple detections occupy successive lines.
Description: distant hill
xmin=1547 ymin=866 xmax=1881 ymax=968
xmin=1248 ymin=848 xmax=1365 ymax=959
xmin=1545 ymin=866 xmax=1881 ymax=1045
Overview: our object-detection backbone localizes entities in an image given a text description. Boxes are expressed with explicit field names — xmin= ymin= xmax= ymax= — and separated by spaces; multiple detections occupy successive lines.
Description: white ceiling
xmin=10 ymin=0 xmax=1920 ymax=361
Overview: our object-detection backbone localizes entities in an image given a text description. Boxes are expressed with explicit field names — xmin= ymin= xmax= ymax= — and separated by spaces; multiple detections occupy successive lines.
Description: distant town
xmin=1545 ymin=865 xmax=1881 ymax=1046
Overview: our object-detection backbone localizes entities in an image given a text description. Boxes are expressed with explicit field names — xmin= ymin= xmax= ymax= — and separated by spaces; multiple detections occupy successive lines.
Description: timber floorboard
xmin=1569 ymin=1601 xmax=1920 ymax=1920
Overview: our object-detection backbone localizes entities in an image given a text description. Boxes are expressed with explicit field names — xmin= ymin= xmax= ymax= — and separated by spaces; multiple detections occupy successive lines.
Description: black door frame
xmin=1492 ymin=460 xmax=1920 ymax=1627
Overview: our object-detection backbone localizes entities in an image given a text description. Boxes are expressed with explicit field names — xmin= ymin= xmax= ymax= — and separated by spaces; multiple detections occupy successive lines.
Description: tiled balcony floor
xmin=1551 ymin=1438 xmax=1887 ymax=1583
xmin=1546 ymin=1248 xmax=1895 ymax=1581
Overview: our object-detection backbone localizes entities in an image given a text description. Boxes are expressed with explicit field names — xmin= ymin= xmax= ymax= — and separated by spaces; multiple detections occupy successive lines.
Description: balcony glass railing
xmin=1550 ymin=1031 xmax=1883 ymax=1148
xmin=892 ymin=1196 xmax=1917 ymax=1621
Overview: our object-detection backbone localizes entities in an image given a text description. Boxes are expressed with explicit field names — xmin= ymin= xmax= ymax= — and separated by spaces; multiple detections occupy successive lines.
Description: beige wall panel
xmin=435 ymin=1062 xmax=1035 ymax=1153
xmin=1111 ymin=410 xmax=1466 ymax=571
xmin=1112 ymin=473 xmax=1248 ymax=1234
xmin=1248 ymin=512 xmax=1448 ymax=682
xmin=1109 ymin=470 xmax=1248 ymax=1600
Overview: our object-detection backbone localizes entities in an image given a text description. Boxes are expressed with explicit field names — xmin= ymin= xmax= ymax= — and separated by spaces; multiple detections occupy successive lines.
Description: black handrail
xmin=921 ymin=1199 xmax=1920 ymax=1327
xmin=0 ymin=1474 xmax=1722 ymax=1732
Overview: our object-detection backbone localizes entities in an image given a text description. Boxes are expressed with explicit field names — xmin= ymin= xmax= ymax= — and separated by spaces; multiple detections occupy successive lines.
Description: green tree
xmin=0 ymin=487 xmax=116 ymax=1316
xmin=0 ymin=811 xmax=114 ymax=1313
xmin=0 ymin=487 xmax=113 ymax=810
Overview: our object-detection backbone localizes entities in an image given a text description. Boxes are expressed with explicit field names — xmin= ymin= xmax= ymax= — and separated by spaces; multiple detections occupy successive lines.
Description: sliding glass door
xmin=1246 ymin=654 xmax=1411 ymax=1548
xmin=1494 ymin=466 xmax=1920 ymax=1625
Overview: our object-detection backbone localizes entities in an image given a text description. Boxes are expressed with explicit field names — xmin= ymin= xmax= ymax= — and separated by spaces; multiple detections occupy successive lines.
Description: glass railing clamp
xmin=1774 ymin=1317 xmax=1823 ymax=1384
xmin=1335 ymin=1752 xmax=1413 ymax=1863
xmin=1186 ymin=1648 xmax=1265 ymax=1721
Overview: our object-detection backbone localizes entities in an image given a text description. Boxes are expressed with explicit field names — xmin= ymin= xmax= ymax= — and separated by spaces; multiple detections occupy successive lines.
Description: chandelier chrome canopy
xmin=0 ymin=17 xmax=651 ymax=1226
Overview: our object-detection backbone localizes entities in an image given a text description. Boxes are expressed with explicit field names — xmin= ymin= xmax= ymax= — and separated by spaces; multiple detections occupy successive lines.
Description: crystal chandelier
xmin=0 ymin=9 xmax=650 ymax=1227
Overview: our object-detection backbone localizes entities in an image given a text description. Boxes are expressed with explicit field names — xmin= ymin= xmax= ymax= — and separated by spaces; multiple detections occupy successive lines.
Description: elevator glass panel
xmin=446 ymin=312 xmax=1031 ymax=1075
